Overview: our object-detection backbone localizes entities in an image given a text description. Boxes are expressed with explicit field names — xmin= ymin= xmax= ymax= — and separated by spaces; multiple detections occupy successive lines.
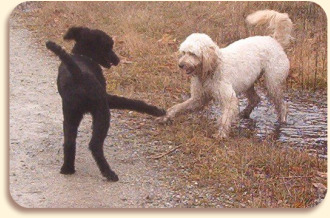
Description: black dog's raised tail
xmin=46 ymin=41 xmax=82 ymax=77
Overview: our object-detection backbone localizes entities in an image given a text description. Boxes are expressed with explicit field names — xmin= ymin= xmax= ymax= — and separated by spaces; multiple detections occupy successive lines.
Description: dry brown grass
xmin=12 ymin=1 xmax=327 ymax=208
xmin=13 ymin=1 xmax=327 ymax=96
xmin=148 ymin=113 xmax=327 ymax=208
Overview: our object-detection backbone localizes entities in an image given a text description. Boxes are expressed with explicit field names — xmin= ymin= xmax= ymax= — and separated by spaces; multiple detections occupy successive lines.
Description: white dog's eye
xmin=188 ymin=52 xmax=197 ymax=57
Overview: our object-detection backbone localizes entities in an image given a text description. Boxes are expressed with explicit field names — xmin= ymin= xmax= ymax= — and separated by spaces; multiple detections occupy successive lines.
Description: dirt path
xmin=9 ymin=17 xmax=177 ymax=208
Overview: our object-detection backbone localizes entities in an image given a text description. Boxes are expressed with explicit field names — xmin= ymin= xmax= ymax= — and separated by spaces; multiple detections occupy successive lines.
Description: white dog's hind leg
xmin=240 ymin=85 xmax=261 ymax=119
xmin=214 ymin=82 xmax=239 ymax=139
xmin=268 ymin=88 xmax=288 ymax=123
xmin=264 ymin=69 xmax=288 ymax=123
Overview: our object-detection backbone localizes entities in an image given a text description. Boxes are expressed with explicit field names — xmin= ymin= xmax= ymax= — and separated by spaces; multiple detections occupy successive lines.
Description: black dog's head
xmin=63 ymin=27 xmax=120 ymax=68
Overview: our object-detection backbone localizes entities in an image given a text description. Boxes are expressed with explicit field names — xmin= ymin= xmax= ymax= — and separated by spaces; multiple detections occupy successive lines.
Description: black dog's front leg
xmin=107 ymin=94 xmax=165 ymax=117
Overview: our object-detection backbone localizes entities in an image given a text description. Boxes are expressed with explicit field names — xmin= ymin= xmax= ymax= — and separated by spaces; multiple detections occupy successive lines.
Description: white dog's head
xmin=178 ymin=33 xmax=219 ymax=79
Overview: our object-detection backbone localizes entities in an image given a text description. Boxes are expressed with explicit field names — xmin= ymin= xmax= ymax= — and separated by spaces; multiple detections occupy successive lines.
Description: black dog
xmin=46 ymin=27 xmax=165 ymax=182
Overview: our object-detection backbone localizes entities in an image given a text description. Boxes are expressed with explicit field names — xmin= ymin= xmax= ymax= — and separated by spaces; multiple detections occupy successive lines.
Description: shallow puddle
xmin=212 ymin=89 xmax=327 ymax=158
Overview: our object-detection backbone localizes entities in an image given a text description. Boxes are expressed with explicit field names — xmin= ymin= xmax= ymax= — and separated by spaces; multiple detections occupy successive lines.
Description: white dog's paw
xmin=211 ymin=131 xmax=228 ymax=140
xmin=156 ymin=116 xmax=172 ymax=125
xmin=280 ymin=109 xmax=288 ymax=124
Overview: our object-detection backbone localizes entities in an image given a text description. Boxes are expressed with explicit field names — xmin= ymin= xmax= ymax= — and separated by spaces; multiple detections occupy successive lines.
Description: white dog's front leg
xmin=213 ymin=82 xmax=239 ymax=139
xmin=158 ymin=76 xmax=208 ymax=124
xmin=158 ymin=97 xmax=205 ymax=123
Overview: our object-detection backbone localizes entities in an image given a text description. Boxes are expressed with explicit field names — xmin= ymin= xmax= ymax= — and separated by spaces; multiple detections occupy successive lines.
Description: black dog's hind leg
xmin=89 ymin=103 xmax=119 ymax=182
xmin=61 ymin=109 xmax=83 ymax=175
xmin=107 ymin=94 xmax=166 ymax=117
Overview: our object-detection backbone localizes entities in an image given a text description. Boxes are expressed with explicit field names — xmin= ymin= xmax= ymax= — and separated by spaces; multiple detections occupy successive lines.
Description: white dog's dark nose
xmin=178 ymin=63 xmax=184 ymax=69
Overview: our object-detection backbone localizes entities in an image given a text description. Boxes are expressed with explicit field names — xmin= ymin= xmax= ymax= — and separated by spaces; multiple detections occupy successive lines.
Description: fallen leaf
xmin=158 ymin=34 xmax=177 ymax=45
xmin=291 ymin=166 xmax=303 ymax=173
xmin=293 ymin=202 xmax=305 ymax=208
xmin=121 ymin=59 xmax=134 ymax=64
xmin=312 ymin=183 xmax=327 ymax=195
xmin=254 ymin=173 xmax=266 ymax=179
xmin=316 ymin=171 xmax=327 ymax=178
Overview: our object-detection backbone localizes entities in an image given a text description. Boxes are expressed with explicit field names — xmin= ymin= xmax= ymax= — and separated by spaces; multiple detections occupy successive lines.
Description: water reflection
xmin=212 ymin=89 xmax=327 ymax=158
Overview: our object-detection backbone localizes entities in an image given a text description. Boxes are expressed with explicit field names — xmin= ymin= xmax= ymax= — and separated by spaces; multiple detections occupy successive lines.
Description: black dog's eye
xmin=103 ymin=44 xmax=112 ymax=52
xmin=107 ymin=43 xmax=113 ymax=51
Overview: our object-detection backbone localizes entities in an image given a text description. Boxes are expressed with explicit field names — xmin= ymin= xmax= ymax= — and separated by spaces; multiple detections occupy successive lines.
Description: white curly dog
xmin=160 ymin=10 xmax=293 ymax=139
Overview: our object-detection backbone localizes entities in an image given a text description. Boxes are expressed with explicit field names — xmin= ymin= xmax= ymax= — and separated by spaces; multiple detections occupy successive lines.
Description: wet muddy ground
xmin=220 ymin=89 xmax=327 ymax=158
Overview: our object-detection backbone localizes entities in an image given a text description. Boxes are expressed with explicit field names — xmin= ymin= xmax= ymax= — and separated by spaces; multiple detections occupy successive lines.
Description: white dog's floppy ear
xmin=201 ymin=46 xmax=218 ymax=76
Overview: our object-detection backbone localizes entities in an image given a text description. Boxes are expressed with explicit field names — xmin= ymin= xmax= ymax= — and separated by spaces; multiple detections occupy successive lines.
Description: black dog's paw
xmin=105 ymin=171 xmax=119 ymax=182
xmin=60 ymin=165 xmax=76 ymax=175
xmin=153 ymin=108 xmax=166 ymax=117
xmin=149 ymin=107 xmax=166 ymax=117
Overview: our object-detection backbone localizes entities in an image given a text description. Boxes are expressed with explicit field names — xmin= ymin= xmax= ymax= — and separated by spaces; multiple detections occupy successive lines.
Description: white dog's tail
xmin=246 ymin=10 xmax=293 ymax=48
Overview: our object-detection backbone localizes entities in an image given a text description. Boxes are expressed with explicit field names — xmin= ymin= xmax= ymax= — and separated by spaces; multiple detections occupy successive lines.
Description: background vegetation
xmin=17 ymin=1 xmax=327 ymax=94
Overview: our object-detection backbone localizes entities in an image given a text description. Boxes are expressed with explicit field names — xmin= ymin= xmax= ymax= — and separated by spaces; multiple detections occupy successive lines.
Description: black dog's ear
xmin=63 ymin=27 xmax=86 ymax=41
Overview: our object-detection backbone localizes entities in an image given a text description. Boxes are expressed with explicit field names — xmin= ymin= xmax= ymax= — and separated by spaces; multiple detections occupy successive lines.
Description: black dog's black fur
xmin=46 ymin=27 xmax=165 ymax=182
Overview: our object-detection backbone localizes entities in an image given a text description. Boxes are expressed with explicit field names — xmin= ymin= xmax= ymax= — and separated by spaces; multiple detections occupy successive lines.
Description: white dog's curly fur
xmin=160 ymin=10 xmax=292 ymax=139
